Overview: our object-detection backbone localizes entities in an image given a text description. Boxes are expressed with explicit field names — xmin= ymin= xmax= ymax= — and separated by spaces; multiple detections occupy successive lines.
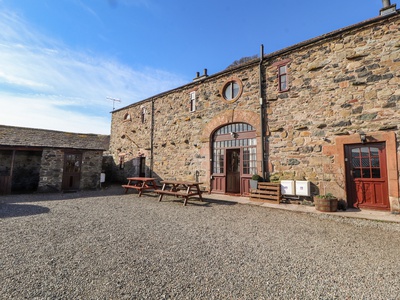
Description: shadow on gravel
xmin=1 ymin=184 xmax=239 ymax=208
xmin=0 ymin=203 xmax=50 ymax=218
xmin=163 ymin=198 xmax=238 ymax=207
xmin=0 ymin=184 xmax=124 ymax=204
xmin=202 ymin=198 xmax=237 ymax=206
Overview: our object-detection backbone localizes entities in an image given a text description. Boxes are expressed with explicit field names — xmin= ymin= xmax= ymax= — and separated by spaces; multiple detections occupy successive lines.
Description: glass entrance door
xmin=211 ymin=123 xmax=257 ymax=195
xmin=226 ymin=149 xmax=240 ymax=194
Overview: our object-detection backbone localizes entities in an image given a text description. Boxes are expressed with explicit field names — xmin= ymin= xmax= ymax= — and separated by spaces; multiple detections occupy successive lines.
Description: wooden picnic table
xmin=154 ymin=180 xmax=204 ymax=206
xmin=122 ymin=177 xmax=158 ymax=197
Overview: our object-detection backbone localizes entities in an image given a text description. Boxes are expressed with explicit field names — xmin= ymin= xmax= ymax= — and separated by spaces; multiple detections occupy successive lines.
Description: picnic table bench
xmin=122 ymin=177 xmax=158 ymax=197
xmin=155 ymin=180 xmax=204 ymax=206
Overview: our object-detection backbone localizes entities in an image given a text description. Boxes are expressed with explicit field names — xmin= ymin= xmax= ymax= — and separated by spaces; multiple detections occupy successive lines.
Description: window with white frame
xmin=278 ymin=64 xmax=288 ymax=92
xmin=190 ymin=91 xmax=196 ymax=112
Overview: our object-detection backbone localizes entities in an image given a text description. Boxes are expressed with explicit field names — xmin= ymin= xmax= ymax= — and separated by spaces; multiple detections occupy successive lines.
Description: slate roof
xmin=0 ymin=125 xmax=110 ymax=151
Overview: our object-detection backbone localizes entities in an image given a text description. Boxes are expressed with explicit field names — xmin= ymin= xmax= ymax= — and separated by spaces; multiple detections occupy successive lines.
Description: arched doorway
xmin=210 ymin=123 xmax=257 ymax=195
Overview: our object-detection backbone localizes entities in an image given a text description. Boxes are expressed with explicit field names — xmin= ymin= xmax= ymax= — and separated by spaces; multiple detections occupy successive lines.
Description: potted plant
xmin=314 ymin=193 xmax=338 ymax=212
xmin=249 ymin=174 xmax=263 ymax=190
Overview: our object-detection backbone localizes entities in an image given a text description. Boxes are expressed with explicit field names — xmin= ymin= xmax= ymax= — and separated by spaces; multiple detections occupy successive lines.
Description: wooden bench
xmin=122 ymin=184 xmax=145 ymax=192
xmin=122 ymin=177 xmax=158 ymax=197
xmin=155 ymin=180 xmax=204 ymax=206
xmin=249 ymin=182 xmax=281 ymax=204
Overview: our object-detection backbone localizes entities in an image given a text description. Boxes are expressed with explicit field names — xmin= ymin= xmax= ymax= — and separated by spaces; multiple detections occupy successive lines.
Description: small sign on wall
xmin=295 ymin=181 xmax=311 ymax=196
xmin=281 ymin=180 xmax=295 ymax=195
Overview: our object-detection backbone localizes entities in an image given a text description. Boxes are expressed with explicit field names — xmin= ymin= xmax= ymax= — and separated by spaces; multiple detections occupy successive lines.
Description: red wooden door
xmin=345 ymin=143 xmax=389 ymax=210
xmin=226 ymin=149 xmax=240 ymax=194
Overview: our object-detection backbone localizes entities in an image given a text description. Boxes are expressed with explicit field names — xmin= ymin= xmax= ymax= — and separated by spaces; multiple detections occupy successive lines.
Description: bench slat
xmin=249 ymin=182 xmax=281 ymax=203
xmin=122 ymin=185 xmax=142 ymax=190
xmin=154 ymin=190 xmax=201 ymax=197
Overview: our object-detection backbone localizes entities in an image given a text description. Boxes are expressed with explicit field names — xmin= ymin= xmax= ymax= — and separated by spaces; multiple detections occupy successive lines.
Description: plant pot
xmin=249 ymin=179 xmax=258 ymax=190
xmin=314 ymin=197 xmax=338 ymax=212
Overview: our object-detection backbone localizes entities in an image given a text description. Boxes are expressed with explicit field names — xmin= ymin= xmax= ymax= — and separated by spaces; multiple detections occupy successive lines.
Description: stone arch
xmin=201 ymin=110 xmax=261 ymax=142
xmin=199 ymin=109 xmax=263 ymax=195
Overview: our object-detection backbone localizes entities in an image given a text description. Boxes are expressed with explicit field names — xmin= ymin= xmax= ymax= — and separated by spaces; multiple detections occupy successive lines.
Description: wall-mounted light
xmin=359 ymin=130 xmax=367 ymax=144
xmin=230 ymin=132 xmax=238 ymax=139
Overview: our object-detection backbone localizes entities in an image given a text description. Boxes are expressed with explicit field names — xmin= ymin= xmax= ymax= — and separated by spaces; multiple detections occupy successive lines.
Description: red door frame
xmin=210 ymin=123 xmax=257 ymax=195
xmin=226 ymin=148 xmax=241 ymax=194
xmin=345 ymin=143 xmax=389 ymax=210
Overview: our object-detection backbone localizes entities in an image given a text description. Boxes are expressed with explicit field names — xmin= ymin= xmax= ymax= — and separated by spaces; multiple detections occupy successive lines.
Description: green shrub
xmin=251 ymin=174 xmax=264 ymax=182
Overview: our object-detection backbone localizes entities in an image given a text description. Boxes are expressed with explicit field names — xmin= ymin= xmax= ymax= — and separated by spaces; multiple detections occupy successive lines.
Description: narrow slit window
xmin=278 ymin=65 xmax=288 ymax=92
xmin=141 ymin=107 xmax=146 ymax=124
xmin=190 ymin=91 xmax=196 ymax=112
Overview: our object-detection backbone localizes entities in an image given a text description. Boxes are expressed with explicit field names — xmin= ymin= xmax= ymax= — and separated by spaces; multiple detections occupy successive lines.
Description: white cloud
xmin=0 ymin=92 xmax=111 ymax=134
xmin=0 ymin=4 xmax=186 ymax=134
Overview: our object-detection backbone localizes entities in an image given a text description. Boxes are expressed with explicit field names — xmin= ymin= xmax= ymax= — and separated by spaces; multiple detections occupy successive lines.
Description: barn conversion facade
xmin=109 ymin=3 xmax=400 ymax=211
xmin=0 ymin=125 xmax=109 ymax=194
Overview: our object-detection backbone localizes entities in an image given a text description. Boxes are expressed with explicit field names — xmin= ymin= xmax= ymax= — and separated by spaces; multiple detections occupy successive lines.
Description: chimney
xmin=193 ymin=69 xmax=209 ymax=82
xmin=380 ymin=0 xmax=397 ymax=15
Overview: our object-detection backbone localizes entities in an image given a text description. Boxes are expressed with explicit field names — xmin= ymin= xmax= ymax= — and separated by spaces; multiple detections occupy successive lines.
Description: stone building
xmin=109 ymin=3 xmax=400 ymax=211
xmin=0 ymin=125 xmax=109 ymax=194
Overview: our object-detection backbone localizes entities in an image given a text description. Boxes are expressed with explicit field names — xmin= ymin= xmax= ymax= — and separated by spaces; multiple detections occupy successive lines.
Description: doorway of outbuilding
xmin=0 ymin=149 xmax=42 ymax=194
xmin=62 ymin=152 xmax=82 ymax=191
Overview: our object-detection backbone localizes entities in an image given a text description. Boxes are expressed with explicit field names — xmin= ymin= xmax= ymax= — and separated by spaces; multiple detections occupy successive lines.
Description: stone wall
xmin=80 ymin=150 xmax=104 ymax=189
xmin=265 ymin=14 xmax=400 ymax=201
xmin=0 ymin=125 xmax=108 ymax=194
xmin=109 ymin=13 xmax=400 ymax=208
xmin=38 ymin=149 xmax=64 ymax=192
xmin=38 ymin=149 xmax=104 ymax=192
xmin=110 ymin=63 xmax=263 ymax=187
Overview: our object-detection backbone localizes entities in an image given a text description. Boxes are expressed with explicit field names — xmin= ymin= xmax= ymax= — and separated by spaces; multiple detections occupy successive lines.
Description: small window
xmin=220 ymin=78 xmax=243 ymax=102
xmin=224 ymin=81 xmax=239 ymax=100
xmin=123 ymin=113 xmax=131 ymax=121
xmin=119 ymin=154 xmax=125 ymax=169
xmin=141 ymin=106 xmax=147 ymax=124
xmin=190 ymin=91 xmax=196 ymax=112
xmin=278 ymin=65 xmax=288 ymax=91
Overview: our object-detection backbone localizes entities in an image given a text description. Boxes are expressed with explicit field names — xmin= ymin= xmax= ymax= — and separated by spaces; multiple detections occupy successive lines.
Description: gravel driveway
xmin=1 ymin=187 xmax=400 ymax=299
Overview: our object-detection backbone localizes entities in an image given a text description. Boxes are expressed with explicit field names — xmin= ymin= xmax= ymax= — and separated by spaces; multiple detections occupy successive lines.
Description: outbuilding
xmin=0 ymin=125 xmax=109 ymax=194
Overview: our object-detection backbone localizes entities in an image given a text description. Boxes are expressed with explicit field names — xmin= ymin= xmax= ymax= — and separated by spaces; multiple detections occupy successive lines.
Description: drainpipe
xmin=259 ymin=44 xmax=266 ymax=180
xmin=150 ymin=98 xmax=155 ymax=177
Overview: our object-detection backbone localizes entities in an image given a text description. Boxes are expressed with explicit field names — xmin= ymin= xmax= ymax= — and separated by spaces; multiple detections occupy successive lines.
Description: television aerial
xmin=107 ymin=97 xmax=121 ymax=110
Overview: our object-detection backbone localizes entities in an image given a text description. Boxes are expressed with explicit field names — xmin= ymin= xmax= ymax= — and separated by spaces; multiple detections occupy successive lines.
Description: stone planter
xmin=314 ymin=196 xmax=338 ymax=212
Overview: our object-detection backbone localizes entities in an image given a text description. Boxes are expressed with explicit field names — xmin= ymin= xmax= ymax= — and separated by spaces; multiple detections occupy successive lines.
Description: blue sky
xmin=0 ymin=0 xmax=385 ymax=134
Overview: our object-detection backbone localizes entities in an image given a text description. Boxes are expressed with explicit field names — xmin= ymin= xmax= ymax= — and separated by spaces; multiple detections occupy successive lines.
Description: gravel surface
xmin=1 ymin=186 xmax=400 ymax=299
